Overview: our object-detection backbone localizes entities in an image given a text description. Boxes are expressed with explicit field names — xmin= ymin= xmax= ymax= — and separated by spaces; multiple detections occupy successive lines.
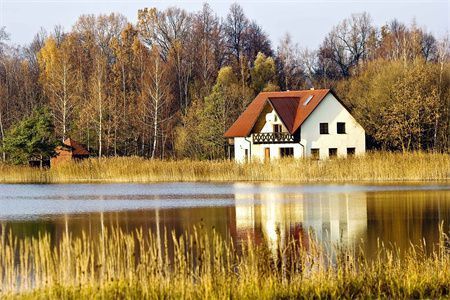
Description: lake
xmin=1 ymin=183 xmax=449 ymax=257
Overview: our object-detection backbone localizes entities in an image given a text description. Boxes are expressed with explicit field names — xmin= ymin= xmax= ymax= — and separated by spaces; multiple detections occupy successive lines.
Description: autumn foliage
xmin=0 ymin=4 xmax=448 ymax=162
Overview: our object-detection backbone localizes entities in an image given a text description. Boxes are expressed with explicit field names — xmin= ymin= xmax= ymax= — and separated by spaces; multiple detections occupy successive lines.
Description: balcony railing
xmin=252 ymin=132 xmax=295 ymax=144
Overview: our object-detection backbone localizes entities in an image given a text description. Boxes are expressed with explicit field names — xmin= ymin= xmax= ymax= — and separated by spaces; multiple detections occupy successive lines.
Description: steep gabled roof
xmin=224 ymin=89 xmax=331 ymax=137
xmin=62 ymin=138 xmax=90 ymax=156
xmin=268 ymin=97 xmax=300 ymax=133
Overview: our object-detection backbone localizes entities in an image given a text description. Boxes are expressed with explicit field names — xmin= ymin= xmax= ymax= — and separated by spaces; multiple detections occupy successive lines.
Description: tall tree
xmin=319 ymin=13 xmax=374 ymax=78
xmin=38 ymin=35 xmax=81 ymax=141
xmin=190 ymin=4 xmax=225 ymax=99
xmin=244 ymin=21 xmax=273 ymax=63
xmin=224 ymin=3 xmax=249 ymax=67
xmin=251 ymin=52 xmax=279 ymax=93
xmin=0 ymin=27 xmax=9 ymax=161
xmin=73 ymin=13 xmax=127 ymax=156
xmin=90 ymin=49 xmax=107 ymax=157
xmin=176 ymin=66 xmax=253 ymax=159
xmin=138 ymin=7 xmax=193 ymax=112
xmin=435 ymin=36 xmax=450 ymax=151
xmin=110 ymin=23 xmax=141 ymax=155
xmin=276 ymin=33 xmax=305 ymax=90
xmin=143 ymin=47 xmax=174 ymax=158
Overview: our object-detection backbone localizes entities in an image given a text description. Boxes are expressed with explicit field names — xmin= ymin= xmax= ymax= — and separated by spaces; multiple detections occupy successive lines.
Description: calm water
xmin=1 ymin=183 xmax=449 ymax=256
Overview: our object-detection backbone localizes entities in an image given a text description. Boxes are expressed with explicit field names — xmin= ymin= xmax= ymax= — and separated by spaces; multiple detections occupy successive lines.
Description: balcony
xmin=252 ymin=132 xmax=295 ymax=144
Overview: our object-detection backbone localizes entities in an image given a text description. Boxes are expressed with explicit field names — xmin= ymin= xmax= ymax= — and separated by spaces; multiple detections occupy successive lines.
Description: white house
xmin=224 ymin=89 xmax=365 ymax=162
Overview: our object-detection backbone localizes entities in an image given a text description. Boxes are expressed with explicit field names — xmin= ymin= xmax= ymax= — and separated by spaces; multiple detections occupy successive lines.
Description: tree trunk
xmin=62 ymin=64 xmax=67 ymax=141
xmin=97 ymin=64 xmax=103 ymax=158
xmin=0 ymin=110 xmax=5 ymax=161
xmin=151 ymin=101 xmax=158 ymax=159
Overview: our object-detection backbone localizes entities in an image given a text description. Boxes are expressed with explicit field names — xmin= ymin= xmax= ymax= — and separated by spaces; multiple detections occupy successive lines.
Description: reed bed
xmin=0 ymin=225 xmax=449 ymax=299
xmin=0 ymin=151 xmax=448 ymax=183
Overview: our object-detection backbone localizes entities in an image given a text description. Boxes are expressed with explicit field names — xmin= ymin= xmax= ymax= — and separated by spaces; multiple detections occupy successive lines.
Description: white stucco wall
xmin=300 ymin=93 xmax=365 ymax=159
xmin=232 ymin=93 xmax=365 ymax=162
xmin=233 ymin=109 xmax=304 ymax=162
xmin=234 ymin=137 xmax=250 ymax=163
xmin=234 ymin=137 xmax=303 ymax=163
xmin=253 ymin=110 xmax=302 ymax=161
xmin=260 ymin=111 xmax=288 ymax=133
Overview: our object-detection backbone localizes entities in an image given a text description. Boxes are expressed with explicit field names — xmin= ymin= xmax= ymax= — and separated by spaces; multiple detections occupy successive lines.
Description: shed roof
xmin=62 ymin=138 xmax=90 ymax=156
xmin=224 ymin=89 xmax=331 ymax=137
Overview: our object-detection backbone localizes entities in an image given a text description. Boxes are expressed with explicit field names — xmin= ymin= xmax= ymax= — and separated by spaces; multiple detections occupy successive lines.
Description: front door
xmin=264 ymin=148 xmax=270 ymax=161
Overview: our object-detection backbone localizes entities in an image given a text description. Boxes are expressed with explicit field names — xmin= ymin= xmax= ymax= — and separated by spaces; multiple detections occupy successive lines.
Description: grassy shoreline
xmin=0 ymin=151 xmax=448 ymax=184
xmin=1 ymin=225 xmax=449 ymax=299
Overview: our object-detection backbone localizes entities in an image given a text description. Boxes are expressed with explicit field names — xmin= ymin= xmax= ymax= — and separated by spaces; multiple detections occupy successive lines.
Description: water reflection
xmin=233 ymin=183 xmax=368 ymax=257
xmin=0 ymin=183 xmax=449 ymax=257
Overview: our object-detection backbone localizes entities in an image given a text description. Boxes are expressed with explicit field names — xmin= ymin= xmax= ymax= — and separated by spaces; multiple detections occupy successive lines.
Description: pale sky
xmin=0 ymin=0 xmax=449 ymax=49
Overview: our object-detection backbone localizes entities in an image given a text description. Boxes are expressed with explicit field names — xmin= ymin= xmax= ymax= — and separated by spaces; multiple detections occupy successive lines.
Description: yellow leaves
xmin=37 ymin=37 xmax=59 ymax=80
xmin=251 ymin=52 xmax=278 ymax=93
xmin=263 ymin=83 xmax=280 ymax=92
xmin=340 ymin=58 xmax=444 ymax=150
xmin=216 ymin=66 xmax=237 ymax=87
xmin=137 ymin=7 xmax=159 ymax=40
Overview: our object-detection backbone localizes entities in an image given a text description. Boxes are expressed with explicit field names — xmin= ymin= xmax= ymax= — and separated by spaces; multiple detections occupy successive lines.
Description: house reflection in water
xmin=2 ymin=184 xmax=448 ymax=260
xmin=232 ymin=183 xmax=368 ymax=256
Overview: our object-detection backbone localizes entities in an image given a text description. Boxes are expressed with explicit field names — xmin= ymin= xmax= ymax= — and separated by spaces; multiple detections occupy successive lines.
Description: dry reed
xmin=0 ymin=224 xmax=449 ymax=299
xmin=0 ymin=151 xmax=448 ymax=183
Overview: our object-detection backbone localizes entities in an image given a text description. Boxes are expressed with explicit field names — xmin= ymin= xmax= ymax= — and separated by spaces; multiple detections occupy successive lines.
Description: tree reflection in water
xmin=0 ymin=183 xmax=448 ymax=260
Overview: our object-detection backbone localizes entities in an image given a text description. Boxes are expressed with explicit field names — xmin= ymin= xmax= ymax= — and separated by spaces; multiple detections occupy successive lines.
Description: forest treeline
xmin=0 ymin=3 xmax=448 ymax=161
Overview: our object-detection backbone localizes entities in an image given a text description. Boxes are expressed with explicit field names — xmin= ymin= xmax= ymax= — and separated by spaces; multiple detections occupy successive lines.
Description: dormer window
xmin=273 ymin=124 xmax=282 ymax=133
xmin=303 ymin=95 xmax=313 ymax=106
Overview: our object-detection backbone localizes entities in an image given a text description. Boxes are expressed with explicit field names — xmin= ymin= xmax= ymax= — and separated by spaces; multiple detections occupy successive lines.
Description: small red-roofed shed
xmin=51 ymin=138 xmax=90 ymax=167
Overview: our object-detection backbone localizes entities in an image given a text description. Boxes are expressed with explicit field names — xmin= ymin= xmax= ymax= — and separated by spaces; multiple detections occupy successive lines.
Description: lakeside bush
xmin=0 ymin=224 xmax=448 ymax=299
xmin=0 ymin=151 xmax=448 ymax=183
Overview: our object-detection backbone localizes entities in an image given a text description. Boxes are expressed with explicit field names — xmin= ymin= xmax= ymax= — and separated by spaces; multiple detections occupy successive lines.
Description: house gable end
xmin=224 ymin=89 xmax=332 ymax=138
xmin=300 ymin=92 xmax=364 ymax=132
xmin=251 ymin=101 xmax=291 ymax=134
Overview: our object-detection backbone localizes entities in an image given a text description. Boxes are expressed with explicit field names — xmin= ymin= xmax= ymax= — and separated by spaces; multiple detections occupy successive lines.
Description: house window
xmin=329 ymin=148 xmax=338 ymax=158
xmin=320 ymin=123 xmax=329 ymax=134
xmin=311 ymin=148 xmax=320 ymax=160
xmin=280 ymin=147 xmax=294 ymax=157
xmin=273 ymin=124 xmax=282 ymax=133
xmin=244 ymin=149 xmax=249 ymax=162
xmin=347 ymin=147 xmax=355 ymax=157
xmin=337 ymin=122 xmax=346 ymax=134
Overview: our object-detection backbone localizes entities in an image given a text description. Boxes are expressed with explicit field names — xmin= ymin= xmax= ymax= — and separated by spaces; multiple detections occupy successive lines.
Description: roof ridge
xmin=260 ymin=88 xmax=330 ymax=94
xmin=224 ymin=89 xmax=332 ymax=138
xmin=62 ymin=137 xmax=90 ymax=155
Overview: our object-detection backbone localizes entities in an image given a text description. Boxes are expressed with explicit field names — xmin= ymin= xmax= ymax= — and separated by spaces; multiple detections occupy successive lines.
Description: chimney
xmin=310 ymin=87 xmax=315 ymax=90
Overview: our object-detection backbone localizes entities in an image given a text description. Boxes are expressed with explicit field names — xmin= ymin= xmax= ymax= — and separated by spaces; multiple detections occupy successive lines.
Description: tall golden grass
xmin=0 ymin=224 xmax=449 ymax=299
xmin=0 ymin=151 xmax=448 ymax=183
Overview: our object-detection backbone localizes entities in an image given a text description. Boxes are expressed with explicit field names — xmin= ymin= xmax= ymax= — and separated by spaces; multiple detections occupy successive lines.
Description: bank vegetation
xmin=0 ymin=224 xmax=449 ymax=299
xmin=0 ymin=151 xmax=448 ymax=184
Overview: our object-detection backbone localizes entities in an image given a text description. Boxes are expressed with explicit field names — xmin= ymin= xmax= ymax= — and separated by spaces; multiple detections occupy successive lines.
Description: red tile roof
xmin=269 ymin=97 xmax=300 ymax=133
xmin=63 ymin=138 xmax=90 ymax=156
xmin=224 ymin=89 xmax=331 ymax=137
